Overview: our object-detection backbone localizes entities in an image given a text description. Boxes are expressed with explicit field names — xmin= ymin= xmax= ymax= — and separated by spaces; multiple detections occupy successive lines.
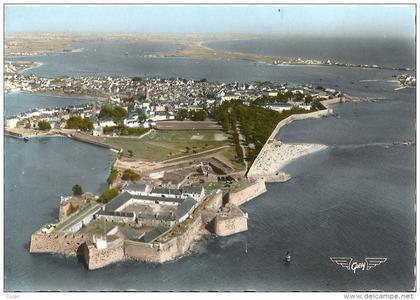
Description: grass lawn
xmin=102 ymin=130 xmax=230 ymax=162
xmin=220 ymin=146 xmax=246 ymax=171
xmin=79 ymin=219 xmax=153 ymax=240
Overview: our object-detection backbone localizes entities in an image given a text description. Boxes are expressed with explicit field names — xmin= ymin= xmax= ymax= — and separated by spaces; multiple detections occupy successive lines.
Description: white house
xmin=122 ymin=183 xmax=152 ymax=196
xmin=182 ymin=186 xmax=205 ymax=202
xmin=150 ymin=187 xmax=183 ymax=199
xmin=98 ymin=119 xmax=117 ymax=127
xmin=263 ymin=103 xmax=293 ymax=112
xmin=5 ymin=117 xmax=19 ymax=128
xmin=298 ymin=104 xmax=312 ymax=110
xmin=263 ymin=91 xmax=278 ymax=97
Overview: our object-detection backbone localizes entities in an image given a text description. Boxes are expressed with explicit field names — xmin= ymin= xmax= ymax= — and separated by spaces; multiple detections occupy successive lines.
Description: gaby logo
xmin=330 ymin=257 xmax=387 ymax=274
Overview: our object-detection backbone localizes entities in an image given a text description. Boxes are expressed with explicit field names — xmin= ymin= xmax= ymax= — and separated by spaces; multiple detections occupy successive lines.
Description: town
xmin=5 ymin=61 xmax=343 ymax=135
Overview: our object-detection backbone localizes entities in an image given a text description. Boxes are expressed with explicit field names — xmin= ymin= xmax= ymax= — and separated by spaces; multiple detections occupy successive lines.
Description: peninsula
xmin=5 ymin=40 xmax=360 ymax=270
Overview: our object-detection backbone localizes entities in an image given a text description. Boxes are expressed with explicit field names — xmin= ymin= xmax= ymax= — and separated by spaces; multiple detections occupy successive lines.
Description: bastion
xmin=213 ymin=204 xmax=248 ymax=237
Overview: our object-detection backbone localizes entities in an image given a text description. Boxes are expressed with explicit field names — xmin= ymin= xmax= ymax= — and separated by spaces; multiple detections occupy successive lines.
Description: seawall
xmin=79 ymin=239 xmax=125 ymax=270
xmin=30 ymin=232 xmax=92 ymax=256
xmin=228 ymin=179 xmax=267 ymax=206
xmin=69 ymin=133 xmax=122 ymax=152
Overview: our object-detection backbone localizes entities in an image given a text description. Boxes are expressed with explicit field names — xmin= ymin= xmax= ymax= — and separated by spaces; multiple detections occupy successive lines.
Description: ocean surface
xmin=4 ymin=37 xmax=416 ymax=291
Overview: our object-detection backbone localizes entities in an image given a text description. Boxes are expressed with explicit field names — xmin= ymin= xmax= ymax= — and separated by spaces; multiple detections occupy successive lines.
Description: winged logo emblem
xmin=330 ymin=257 xmax=352 ymax=270
xmin=365 ymin=257 xmax=387 ymax=270
xmin=330 ymin=257 xmax=387 ymax=274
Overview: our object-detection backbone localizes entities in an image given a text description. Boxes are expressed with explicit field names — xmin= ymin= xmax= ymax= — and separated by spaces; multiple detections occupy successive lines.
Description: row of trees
xmin=215 ymin=101 xmax=244 ymax=162
xmin=102 ymin=124 xmax=149 ymax=136
xmin=215 ymin=100 xmax=313 ymax=164
xmin=107 ymin=168 xmax=118 ymax=185
xmin=175 ymin=109 xmax=207 ymax=121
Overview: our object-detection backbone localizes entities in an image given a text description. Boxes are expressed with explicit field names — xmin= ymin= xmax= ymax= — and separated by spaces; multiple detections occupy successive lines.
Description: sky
xmin=5 ymin=5 xmax=416 ymax=38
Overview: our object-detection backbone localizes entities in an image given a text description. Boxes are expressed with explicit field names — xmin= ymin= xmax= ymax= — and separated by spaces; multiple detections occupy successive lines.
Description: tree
xmin=98 ymin=106 xmax=128 ymax=123
xmin=107 ymin=168 xmax=118 ymax=185
xmin=176 ymin=109 xmax=189 ymax=121
xmin=304 ymin=95 xmax=313 ymax=104
xmin=284 ymin=91 xmax=294 ymax=102
xmin=121 ymin=169 xmax=140 ymax=181
xmin=113 ymin=106 xmax=128 ymax=123
xmin=132 ymin=76 xmax=142 ymax=82
xmin=67 ymin=203 xmax=79 ymax=216
xmin=118 ymin=125 xmax=148 ymax=136
xmin=138 ymin=113 xmax=147 ymax=122
xmin=294 ymin=93 xmax=304 ymax=102
xmin=72 ymin=184 xmax=83 ymax=196
xmin=66 ymin=116 xmax=93 ymax=131
xmin=98 ymin=188 xmax=119 ymax=203
xmin=189 ymin=110 xmax=207 ymax=121
xmin=38 ymin=120 xmax=51 ymax=131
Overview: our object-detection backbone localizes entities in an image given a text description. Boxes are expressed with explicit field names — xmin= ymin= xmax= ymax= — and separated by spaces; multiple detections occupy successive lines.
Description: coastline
xmin=247 ymin=99 xmax=344 ymax=181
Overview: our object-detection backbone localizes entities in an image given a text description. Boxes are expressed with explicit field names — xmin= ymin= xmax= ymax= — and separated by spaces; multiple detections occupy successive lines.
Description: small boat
xmin=23 ymin=137 xmax=29 ymax=143
xmin=285 ymin=251 xmax=291 ymax=263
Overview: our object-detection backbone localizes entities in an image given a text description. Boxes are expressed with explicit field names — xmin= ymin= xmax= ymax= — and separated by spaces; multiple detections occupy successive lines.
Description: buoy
xmin=285 ymin=251 xmax=291 ymax=263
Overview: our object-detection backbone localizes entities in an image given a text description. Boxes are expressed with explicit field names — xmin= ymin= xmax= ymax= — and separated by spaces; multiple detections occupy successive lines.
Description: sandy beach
xmin=248 ymin=140 xmax=327 ymax=178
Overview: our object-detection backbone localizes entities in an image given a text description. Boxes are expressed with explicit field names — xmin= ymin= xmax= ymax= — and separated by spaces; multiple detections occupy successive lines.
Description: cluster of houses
xmin=5 ymin=61 xmax=224 ymax=103
xmin=398 ymin=74 xmax=416 ymax=86
xmin=5 ymin=104 xmax=95 ymax=130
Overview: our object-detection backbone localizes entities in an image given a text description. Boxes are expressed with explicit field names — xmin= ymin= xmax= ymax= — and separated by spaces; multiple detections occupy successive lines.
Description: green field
xmin=102 ymin=130 xmax=230 ymax=162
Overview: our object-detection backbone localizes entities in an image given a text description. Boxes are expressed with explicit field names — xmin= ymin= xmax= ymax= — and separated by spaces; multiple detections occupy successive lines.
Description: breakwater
xmin=69 ymin=133 xmax=122 ymax=152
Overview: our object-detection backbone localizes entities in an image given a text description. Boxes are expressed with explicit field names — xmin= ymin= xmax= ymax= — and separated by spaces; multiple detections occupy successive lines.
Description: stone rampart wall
xmin=214 ymin=215 xmax=248 ymax=237
xmin=228 ymin=180 xmax=267 ymax=206
xmin=30 ymin=232 xmax=92 ymax=255
xmin=81 ymin=239 xmax=125 ymax=270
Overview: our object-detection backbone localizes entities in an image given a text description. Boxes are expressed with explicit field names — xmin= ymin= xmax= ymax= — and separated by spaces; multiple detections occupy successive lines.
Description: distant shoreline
xmin=5 ymin=34 xmax=414 ymax=72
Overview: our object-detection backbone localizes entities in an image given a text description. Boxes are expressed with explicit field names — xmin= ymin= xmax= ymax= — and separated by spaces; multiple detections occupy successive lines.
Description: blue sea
xmin=4 ymin=37 xmax=416 ymax=291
